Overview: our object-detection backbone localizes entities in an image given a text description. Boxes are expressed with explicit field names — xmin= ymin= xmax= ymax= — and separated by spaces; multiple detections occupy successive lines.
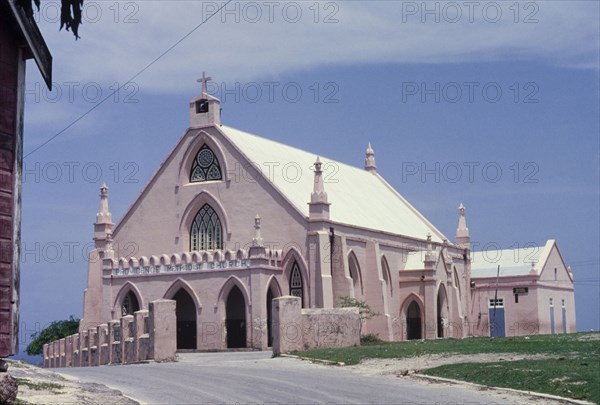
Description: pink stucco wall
xmin=470 ymin=243 xmax=575 ymax=337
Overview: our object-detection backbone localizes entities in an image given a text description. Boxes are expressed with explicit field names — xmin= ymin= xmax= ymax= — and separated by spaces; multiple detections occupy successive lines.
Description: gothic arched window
xmin=121 ymin=290 xmax=140 ymax=316
xmin=289 ymin=261 xmax=303 ymax=306
xmin=190 ymin=144 xmax=222 ymax=182
xmin=190 ymin=204 xmax=223 ymax=251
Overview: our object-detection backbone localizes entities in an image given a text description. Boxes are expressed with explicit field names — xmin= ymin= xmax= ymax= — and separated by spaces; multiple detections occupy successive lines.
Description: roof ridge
xmin=219 ymin=124 xmax=371 ymax=174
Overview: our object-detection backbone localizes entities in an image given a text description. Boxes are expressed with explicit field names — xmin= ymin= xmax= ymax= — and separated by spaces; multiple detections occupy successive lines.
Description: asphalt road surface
xmin=56 ymin=351 xmax=544 ymax=404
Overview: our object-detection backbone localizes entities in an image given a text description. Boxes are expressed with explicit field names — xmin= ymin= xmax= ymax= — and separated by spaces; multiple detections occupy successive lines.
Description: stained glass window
xmin=289 ymin=261 xmax=303 ymax=306
xmin=191 ymin=204 xmax=223 ymax=251
xmin=190 ymin=144 xmax=222 ymax=182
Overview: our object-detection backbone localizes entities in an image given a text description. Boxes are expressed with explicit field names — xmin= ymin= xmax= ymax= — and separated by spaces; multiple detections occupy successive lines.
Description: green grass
xmin=422 ymin=358 xmax=599 ymax=404
xmin=295 ymin=332 xmax=600 ymax=403
xmin=15 ymin=378 xmax=64 ymax=393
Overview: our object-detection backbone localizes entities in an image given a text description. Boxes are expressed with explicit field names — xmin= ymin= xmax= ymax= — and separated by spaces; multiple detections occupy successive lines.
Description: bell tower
xmin=190 ymin=72 xmax=221 ymax=127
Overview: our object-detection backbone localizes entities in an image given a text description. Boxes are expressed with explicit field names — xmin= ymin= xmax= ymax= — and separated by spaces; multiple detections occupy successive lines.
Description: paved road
xmin=55 ymin=352 xmax=541 ymax=404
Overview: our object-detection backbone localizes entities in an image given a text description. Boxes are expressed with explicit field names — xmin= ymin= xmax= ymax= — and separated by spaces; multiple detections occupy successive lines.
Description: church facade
xmin=79 ymin=77 xmax=575 ymax=351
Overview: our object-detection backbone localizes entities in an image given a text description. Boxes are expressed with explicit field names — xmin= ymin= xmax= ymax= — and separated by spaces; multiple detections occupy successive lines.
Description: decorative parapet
xmin=106 ymin=248 xmax=283 ymax=277
xmin=43 ymin=299 xmax=175 ymax=368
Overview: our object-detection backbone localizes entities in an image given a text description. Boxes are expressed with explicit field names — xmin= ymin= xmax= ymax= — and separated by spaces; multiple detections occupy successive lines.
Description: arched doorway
xmin=121 ymin=290 xmax=140 ymax=316
xmin=173 ymin=289 xmax=197 ymax=350
xmin=406 ymin=301 xmax=422 ymax=340
xmin=226 ymin=285 xmax=247 ymax=348
xmin=267 ymin=289 xmax=274 ymax=347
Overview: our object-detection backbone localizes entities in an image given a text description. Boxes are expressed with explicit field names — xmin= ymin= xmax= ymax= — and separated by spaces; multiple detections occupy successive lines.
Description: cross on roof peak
xmin=197 ymin=72 xmax=212 ymax=95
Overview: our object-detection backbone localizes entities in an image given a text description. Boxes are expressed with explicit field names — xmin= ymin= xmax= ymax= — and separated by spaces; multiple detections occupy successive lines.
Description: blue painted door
xmin=562 ymin=307 xmax=567 ymax=334
xmin=489 ymin=307 xmax=505 ymax=337
xmin=550 ymin=307 xmax=555 ymax=334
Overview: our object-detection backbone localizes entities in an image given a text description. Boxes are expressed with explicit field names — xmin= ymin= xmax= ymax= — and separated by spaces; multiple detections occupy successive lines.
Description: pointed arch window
xmin=381 ymin=256 xmax=393 ymax=297
xmin=121 ymin=290 xmax=140 ymax=316
xmin=191 ymin=204 xmax=223 ymax=251
xmin=190 ymin=144 xmax=222 ymax=182
xmin=289 ymin=261 xmax=303 ymax=306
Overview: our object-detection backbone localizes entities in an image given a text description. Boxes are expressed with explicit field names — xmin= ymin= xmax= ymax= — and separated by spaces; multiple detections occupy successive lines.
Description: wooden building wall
xmin=0 ymin=9 xmax=22 ymax=357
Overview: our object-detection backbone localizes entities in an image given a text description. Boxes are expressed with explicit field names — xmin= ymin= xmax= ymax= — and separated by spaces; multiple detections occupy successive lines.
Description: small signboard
xmin=513 ymin=287 xmax=529 ymax=294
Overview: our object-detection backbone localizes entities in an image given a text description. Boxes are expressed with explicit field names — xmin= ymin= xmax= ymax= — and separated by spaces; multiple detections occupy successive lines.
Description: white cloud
xmin=31 ymin=0 xmax=599 ymax=94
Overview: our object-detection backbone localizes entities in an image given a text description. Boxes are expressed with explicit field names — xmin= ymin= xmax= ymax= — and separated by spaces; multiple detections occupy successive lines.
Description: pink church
xmin=79 ymin=77 xmax=576 ymax=350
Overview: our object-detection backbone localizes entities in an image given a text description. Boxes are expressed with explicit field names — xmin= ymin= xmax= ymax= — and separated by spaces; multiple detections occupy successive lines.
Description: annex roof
xmin=219 ymin=125 xmax=446 ymax=242
xmin=470 ymin=240 xmax=554 ymax=278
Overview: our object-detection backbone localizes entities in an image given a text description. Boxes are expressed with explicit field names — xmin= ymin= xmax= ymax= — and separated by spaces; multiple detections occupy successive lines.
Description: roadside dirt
xmin=346 ymin=352 xmax=556 ymax=376
xmin=6 ymin=360 xmax=137 ymax=404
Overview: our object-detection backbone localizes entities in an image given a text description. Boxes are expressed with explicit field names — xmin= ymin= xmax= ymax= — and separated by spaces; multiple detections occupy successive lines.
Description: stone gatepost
xmin=51 ymin=341 xmax=57 ymax=368
xmin=43 ymin=344 xmax=49 ymax=368
xmin=149 ymin=299 xmax=176 ymax=362
xmin=108 ymin=320 xmax=121 ymax=364
xmin=88 ymin=327 xmax=98 ymax=366
xmin=272 ymin=296 xmax=303 ymax=356
xmin=72 ymin=333 xmax=80 ymax=367
xmin=65 ymin=335 xmax=73 ymax=367
xmin=120 ymin=315 xmax=134 ymax=363
xmin=97 ymin=324 xmax=109 ymax=365
xmin=55 ymin=341 xmax=61 ymax=367
xmin=47 ymin=342 xmax=52 ymax=368
xmin=80 ymin=330 xmax=89 ymax=367
xmin=134 ymin=310 xmax=149 ymax=362
xmin=59 ymin=338 xmax=66 ymax=368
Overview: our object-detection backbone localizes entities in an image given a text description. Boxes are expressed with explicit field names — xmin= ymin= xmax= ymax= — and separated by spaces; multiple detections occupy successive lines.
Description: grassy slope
xmin=296 ymin=332 xmax=600 ymax=404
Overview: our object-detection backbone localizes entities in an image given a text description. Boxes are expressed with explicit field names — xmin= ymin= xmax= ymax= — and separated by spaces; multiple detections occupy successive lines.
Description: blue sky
xmin=14 ymin=1 xmax=599 ymax=357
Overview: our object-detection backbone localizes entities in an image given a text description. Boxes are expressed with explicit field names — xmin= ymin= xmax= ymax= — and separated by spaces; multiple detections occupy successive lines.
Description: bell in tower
xmin=190 ymin=72 xmax=221 ymax=127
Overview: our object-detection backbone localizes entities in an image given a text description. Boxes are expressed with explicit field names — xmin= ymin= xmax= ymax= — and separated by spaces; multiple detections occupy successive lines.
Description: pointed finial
xmin=314 ymin=156 xmax=322 ymax=172
xmin=96 ymin=182 xmax=112 ymax=224
xmin=456 ymin=202 xmax=470 ymax=248
xmin=311 ymin=156 xmax=328 ymax=204
xmin=424 ymin=232 xmax=435 ymax=263
xmin=364 ymin=142 xmax=377 ymax=173
xmin=252 ymin=214 xmax=263 ymax=247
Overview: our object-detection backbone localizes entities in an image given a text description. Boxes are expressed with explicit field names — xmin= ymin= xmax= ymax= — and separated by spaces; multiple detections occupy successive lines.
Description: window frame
xmin=189 ymin=144 xmax=223 ymax=183
xmin=190 ymin=203 xmax=223 ymax=251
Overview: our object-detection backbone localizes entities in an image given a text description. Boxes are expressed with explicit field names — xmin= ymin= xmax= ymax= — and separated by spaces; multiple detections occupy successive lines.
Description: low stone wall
xmin=43 ymin=299 xmax=175 ymax=368
xmin=272 ymin=296 xmax=360 ymax=355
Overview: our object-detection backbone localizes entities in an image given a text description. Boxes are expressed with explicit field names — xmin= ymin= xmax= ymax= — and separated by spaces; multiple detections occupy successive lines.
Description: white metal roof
xmin=403 ymin=251 xmax=427 ymax=270
xmin=470 ymin=241 xmax=553 ymax=278
xmin=220 ymin=125 xmax=446 ymax=242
